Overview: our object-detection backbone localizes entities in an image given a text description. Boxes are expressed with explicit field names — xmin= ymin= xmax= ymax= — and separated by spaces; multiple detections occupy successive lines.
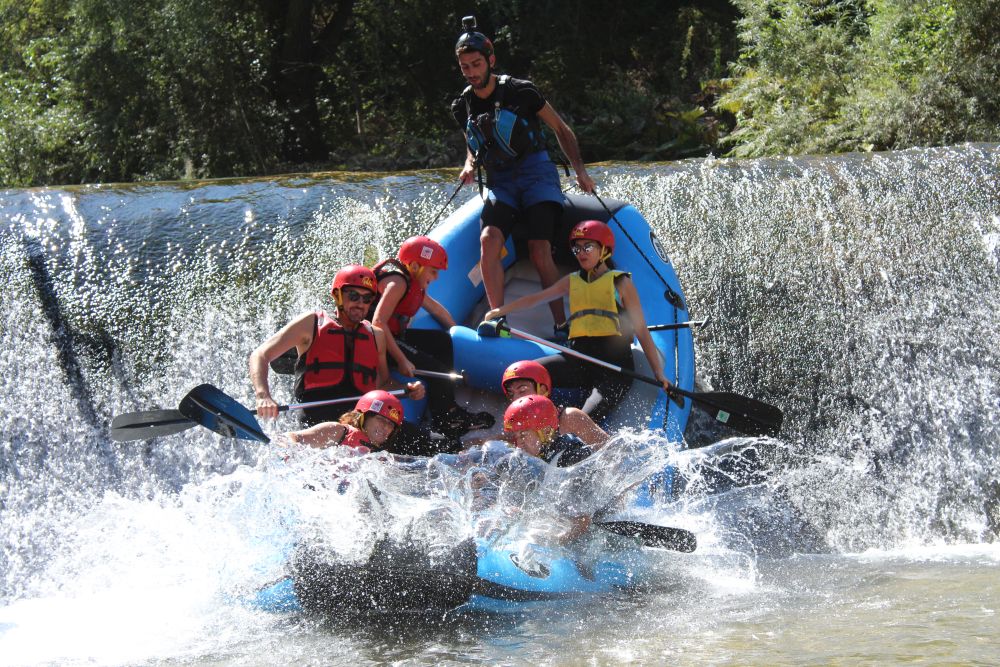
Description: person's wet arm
xmin=422 ymin=294 xmax=456 ymax=329
xmin=537 ymin=103 xmax=595 ymax=193
xmin=372 ymin=276 xmax=414 ymax=376
xmin=372 ymin=325 xmax=425 ymax=400
xmin=286 ymin=422 xmax=347 ymax=448
xmin=249 ymin=312 xmax=315 ymax=419
xmin=484 ymin=275 xmax=570 ymax=321
xmin=618 ymin=276 xmax=671 ymax=390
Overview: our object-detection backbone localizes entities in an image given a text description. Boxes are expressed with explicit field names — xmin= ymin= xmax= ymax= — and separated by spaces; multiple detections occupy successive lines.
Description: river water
xmin=1 ymin=144 xmax=998 ymax=665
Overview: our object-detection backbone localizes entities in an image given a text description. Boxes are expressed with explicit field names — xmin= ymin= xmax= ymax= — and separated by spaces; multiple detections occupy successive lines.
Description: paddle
xmin=421 ymin=180 xmax=465 ymax=235
xmin=179 ymin=383 xmax=270 ymax=442
xmin=269 ymin=346 xmax=464 ymax=384
xmin=409 ymin=369 xmax=465 ymax=382
xmin=595 ymin=521 xmax=697 ymax=552
xmin=110 ymin=389 xmax=405 ymax=442
xmin=109 ymin=409 xmax=194 ymax=442
xmin=647 ymin=316 xmax=710 ymax=332
xmin=477 ymin=319 xmax=783 ymax=437
xmin=177 ymin=384 xmax=408 ymax=442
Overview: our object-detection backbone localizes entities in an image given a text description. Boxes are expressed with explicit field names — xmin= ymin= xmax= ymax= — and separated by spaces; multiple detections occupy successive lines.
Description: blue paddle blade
xmin=178 ymin=384 xmax=269 ymax=443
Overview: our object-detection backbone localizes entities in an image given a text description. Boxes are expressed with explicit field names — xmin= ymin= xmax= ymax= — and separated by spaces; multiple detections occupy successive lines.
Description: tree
xmin=718 ymin=0 xmax=1000 ymax=157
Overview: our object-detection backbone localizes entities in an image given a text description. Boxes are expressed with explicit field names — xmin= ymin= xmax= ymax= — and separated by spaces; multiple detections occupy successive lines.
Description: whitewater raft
xmin=252 ymin=193 xmax=698 ymax=615
xmin=405 ymin=191 xmax=696 ymax=436
xmin=247 ymin=434 xmax=777 ymax=616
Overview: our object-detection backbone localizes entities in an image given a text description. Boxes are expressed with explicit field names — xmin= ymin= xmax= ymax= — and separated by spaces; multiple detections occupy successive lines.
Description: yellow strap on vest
xmin=568 ymin=270 xmax=627 ymax=338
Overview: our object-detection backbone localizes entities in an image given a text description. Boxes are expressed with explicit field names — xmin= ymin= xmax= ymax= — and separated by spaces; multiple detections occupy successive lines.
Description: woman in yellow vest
xmin=484 ymin=220 xmax=671 ymax=422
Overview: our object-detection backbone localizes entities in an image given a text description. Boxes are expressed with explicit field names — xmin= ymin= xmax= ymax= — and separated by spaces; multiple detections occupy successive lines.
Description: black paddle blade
xmin=178 ymin=384 xmax=269 ymax=443
xmin=688 ymin=390 xmax=784 ymax=437
xmin=476 ymin=317 xmax=510 ymax=338
xmin=597 ymin=521 xmax=697 ymax=553
xmin=269 ymin=347 xmax=297 ymax=375
xmin=109 ymin=409 xmax=194 ymax=441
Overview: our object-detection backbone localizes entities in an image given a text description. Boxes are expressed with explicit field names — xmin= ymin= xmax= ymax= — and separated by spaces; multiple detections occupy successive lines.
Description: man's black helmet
xmin=455 ymin=15 xmax=493 ymax=58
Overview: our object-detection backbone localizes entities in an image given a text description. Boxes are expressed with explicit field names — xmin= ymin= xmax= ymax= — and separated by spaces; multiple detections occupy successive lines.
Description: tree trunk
xmin=266 ymin=0 xmax=356 ymax=163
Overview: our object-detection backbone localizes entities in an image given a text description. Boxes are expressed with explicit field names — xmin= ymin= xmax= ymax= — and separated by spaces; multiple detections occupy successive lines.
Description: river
xmin=1 ymin=144 xmax=998 ymax=665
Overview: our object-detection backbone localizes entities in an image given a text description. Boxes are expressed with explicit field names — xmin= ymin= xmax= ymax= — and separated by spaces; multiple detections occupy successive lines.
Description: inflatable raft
xmin=401 ymin=191 xmax=696 ymax=443
xmin=247 ymin=436 xmax=774 ymax=617
xmin=250 ymin=193 xmax=698 ymax=615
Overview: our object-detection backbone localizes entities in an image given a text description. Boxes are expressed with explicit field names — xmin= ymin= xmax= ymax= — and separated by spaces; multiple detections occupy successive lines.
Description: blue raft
xmin=250 ymin=193 xmax=697 ymax=615
xmin=402 ymin=192 xmax=695 ymax=436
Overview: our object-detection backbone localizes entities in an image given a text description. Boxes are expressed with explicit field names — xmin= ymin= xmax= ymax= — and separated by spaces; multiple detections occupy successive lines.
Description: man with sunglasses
xmin=248 ymin=265 xmax=425 ymax=430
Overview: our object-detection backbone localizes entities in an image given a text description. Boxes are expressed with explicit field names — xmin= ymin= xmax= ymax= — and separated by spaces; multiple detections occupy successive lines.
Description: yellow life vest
xmin=567 ymin=270 xmax=628 ymax=338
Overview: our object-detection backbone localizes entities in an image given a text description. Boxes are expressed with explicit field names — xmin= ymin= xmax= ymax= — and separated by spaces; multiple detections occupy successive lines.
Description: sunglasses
xmin=342 ymin=289 xmax=376 ymax=305
xmin=570 ymin=242 xmax=599 ymax=256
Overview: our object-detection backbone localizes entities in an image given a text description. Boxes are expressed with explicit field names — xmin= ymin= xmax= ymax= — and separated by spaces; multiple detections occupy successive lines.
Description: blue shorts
xmin=486 ymin=151 xmax=564 ymax=211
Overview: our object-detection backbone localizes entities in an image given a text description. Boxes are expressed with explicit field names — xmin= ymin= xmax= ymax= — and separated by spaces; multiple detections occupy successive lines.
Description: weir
xmin=1 ymin=144 xmax=998 ymax=662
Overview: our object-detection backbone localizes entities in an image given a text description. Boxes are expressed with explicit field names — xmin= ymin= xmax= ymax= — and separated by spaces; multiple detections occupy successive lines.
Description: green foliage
xmin=720 ymin=0 xmax=1000 ymax=157
xmin=316 ymin=0 xmax=739 ymax=168
xmin=1 ymin=0 xmax=283 ymax=185
xmin=1 ymin=0 xmax=739 ymax=185
xmin=720 ymin=0 xmax=870 ymax=157
xmin=316 ymin=0 xmax=465 ymax=170
xmin=62 ymin=0 xmax=283 ymax=181
xmin=853 ymin=0 xmax=1000 ymax=148
xmin=5 ymin=0 xmax=995 ymax=185
xmin=0 ymin=64 xmax=95 ymax=186
xmin=0 ymin=0 xmax=94 ymax=185
xmin=493 ymin=1 xmax=738 ymax=162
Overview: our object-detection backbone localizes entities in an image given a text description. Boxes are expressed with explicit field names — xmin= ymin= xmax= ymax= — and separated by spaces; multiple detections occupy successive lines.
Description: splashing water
xmin=600 ymin=144 xmax=1000 ymax=550
xmin=1 ymin=145 xmax=998 ymax=664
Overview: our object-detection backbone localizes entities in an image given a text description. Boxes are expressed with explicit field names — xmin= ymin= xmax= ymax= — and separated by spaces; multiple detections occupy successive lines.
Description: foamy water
xmin=1 ymin=144 xmax=998 ymax=664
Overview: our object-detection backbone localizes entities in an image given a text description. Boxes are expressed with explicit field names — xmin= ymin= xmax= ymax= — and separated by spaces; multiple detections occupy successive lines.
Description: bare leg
xmin=481 ymin=225 xmax=506 ymax=309
xmin=528 ymin=239 xmax=566 ymax=326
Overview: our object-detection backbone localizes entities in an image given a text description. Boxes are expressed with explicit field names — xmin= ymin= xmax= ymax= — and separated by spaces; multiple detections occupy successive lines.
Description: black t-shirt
xmin=451 ymin=76 xmax=547 ymax=128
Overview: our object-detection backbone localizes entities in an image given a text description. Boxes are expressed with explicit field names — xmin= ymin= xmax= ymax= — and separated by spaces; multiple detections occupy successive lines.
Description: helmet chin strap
xmin=586 ymin=247 xmax=613 ymax=280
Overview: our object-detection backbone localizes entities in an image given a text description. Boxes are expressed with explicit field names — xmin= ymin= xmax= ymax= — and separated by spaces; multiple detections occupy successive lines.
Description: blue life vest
xmin=462 ymin=75 xmax=547 ymax=170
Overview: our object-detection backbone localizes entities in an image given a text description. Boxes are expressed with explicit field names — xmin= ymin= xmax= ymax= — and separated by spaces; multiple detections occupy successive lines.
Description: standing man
xmin=451 ymin=16 xmax=595 ymax=337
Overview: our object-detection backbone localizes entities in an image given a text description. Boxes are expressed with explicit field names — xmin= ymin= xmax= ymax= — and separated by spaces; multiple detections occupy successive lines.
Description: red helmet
xmin=331 ymin=264 xmax=377 ymax=295
xmin=398 ymin=236 xmax=448 ymax=270
xmin=504 ymin=395 xmax=559 ymax=432
xmin=355 ymin=390 xmax=404 ymax=427
xmin=569 ymin=220 xmax=615 ymax=253
xmin=501 ymin=360 xmax=551 ymax=397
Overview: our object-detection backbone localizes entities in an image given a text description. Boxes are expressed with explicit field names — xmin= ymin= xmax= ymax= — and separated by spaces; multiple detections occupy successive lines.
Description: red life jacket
xmin=338 ymin=424 xmax=372 ymax=453
xmin=372 ymin=258 xmax=425 ymax=337
xmin=294 ymin=311 xmax=379 ymax=396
